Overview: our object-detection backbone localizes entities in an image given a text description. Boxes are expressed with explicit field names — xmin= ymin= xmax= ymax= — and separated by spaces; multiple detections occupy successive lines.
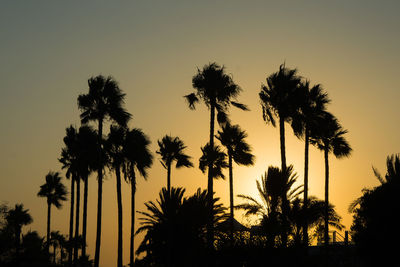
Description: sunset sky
xmin=1 ymin=1 xmax=399 ymax=266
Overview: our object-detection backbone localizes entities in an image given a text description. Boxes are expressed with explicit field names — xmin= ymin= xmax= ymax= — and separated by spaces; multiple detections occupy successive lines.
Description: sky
xmin=1 ymin=0 xmax=399 ymax=266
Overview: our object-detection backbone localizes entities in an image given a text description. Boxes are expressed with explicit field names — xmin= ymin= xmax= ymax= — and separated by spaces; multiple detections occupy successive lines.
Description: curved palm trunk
xmin=94 ymin=119 xmax=103 ymax=267
xmin=74 ymin=178 xmax=81 ymax=265
xmin=115 ymin=165 xmax=123 ymax=267
xmin=324 ymin=148 xmax=329 ymax=247
xmin=46 ymin=201 xmax=51 ymax=253
xmin=279 ymin=117 xmax=288 ymax=247
xmin=207 ymin=102 xmax=215 ymax=250
xmin=303 ymin=129 xmax=309 ymax=246
xmin=81 ymin=175 xmax=88 ymax=258
xmin=130 ymin=169 xmax=136 ymax=267
xmin=167 ymin=162 xmax=171 ymax=192
xmin=68 ymin=176 xmax=75 ymax=267
xmin=228 ymin=153 xmax=234 ymax=240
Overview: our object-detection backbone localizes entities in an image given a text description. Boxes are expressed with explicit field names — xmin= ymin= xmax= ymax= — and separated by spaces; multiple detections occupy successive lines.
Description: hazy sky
xmin=1 ymin=1 xmax=399 ymax=266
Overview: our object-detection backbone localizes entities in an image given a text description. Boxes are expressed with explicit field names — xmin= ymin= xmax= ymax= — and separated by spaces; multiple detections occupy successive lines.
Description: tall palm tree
xmin=259 ymin=64 xmax=301 ymax=173
xmin=156 ymin=135 xmax=193 ymax=191
xmin=237 ymin=165 xmax=302 ymax=247
xmin=6 ymin=204 xmax=33 ymax=260
xmin=311 ymin=113 xmax=351 ymax=246
xmin=123 ymin=128 xmax=153 ymax=267
xmin=78 ymin=75 xmax=131 ymax=267
xmin=216 ymin=123 xmax=254 ymax=237
xmin=105 ymin=125 xmax=126 ymax=267
xmin=259 ymin=64 xmax=301 ymax=246
xmin=291 ymin=80 xmax=330 ymax=245
xmin=59 ymin=125 xmax=79 ymax=266
xmin=37 ymin=171 xmax=67 ymax=252
xmin=76 ymin=125 xmax=98 ymax=259
xmin=185 ymin=62 xmax=247 ymax=246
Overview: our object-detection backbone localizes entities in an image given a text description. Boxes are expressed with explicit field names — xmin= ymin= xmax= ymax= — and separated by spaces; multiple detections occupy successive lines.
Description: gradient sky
xmin=1 ymin=1 xmax=399 ymax=266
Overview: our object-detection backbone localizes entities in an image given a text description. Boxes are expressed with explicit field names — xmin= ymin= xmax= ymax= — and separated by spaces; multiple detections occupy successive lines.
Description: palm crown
xmin=199 ymin=143 xmax=228 ymax=180
xmin=157 ymin=135 xmax=193 ymax=169
xmin=37 ymin=171 xmax=67 ymax=208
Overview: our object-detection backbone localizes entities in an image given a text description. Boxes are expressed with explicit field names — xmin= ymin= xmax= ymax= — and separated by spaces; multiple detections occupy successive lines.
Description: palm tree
xmin=6 ymin=204 xmax=33 ymax=260
xmin=156 ymin=135 xmax=193 ymax=191
xmin=237 ymin=165 xmax=302 ymax=247
xmin=77 ymin=125 xmax=98 ymax=258
xmin=311 ymin=113 xmax=351 ymax=246
xmin=123 ymin=128 xmax=153 ymax=267
xmin=105 ymin=125 xmax=126 ymax=267
xmin=37 ymin=171 xmax=67 ymax=252
xmin=184 ymin=62 xmax=247 ymax=246
xmin=59 ymin=126 xmax=79 ymax=266
xmin=216 ymin=123 xmax=254 ymax=238
xmin=136 ymin=187 xmax=227 ymax=266
xmin=78 ymin=75 xmax=131 ymax=267
xmin=259 ymin=64 xmax=301 ymax=173
xmin=199 ymin=143 xmax=229 ymax=180
xmin=51 ymin=231 xmax=67 ymax=264
xmin=291 ymin=80 xmax=330 ymax=245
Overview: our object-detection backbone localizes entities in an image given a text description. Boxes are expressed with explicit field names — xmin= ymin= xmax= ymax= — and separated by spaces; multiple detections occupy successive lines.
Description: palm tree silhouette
xmin=77 ymin=125 xmax=98 ymax=259
xmin=6 ymin=204 xmax=33 ymax=260
xmin=105 ymin=125 xmax=126 ymax=267
xmin=156 ymin=135 xmax=193 ymax=191
xmin=37 ymin=171 xmax=67 ymax=252
xmin=311 ymin=113 xmax=351 ymax=246
xmin=259 ymin=64 xmax=301 ymax=246
xmin=50 ymin=231 xmax=67 ymax=264
xmin=123 ymin=128 xmax=153 ymax=267
xmin=78 ymin=75 xmax=131 ymax=267
xmin=59 ymin=125 xmax=79 ymax=266
xmin=185 ymin=62 xmax=247 ymax=246
xmin=237 ymin=165 xmax=302 ymax=247
xmin=216 ymin=123 xmax=254 ymax=238
xmin=199 ymin=143 xmax=229 ymax=180
xmin=291 ymin=80 xmax=330 ymax=245
xmin=259 ymin=64 xmax=301 ymax=173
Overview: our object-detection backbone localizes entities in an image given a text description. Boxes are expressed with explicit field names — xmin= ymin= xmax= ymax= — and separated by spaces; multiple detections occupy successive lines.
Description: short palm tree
xmin=156 ymin=135 xmax=193 ymax=191
xmin=6 ymin=204 xmax=33 ymax=259
xmin=216 ymin=123 xmax=254 ymax=237
xmin=291 ymin=80 xmax=330 ymax=245
xmin=50 ymin=231 xmax=67 ymax=264
xmin=237 ymin=165 xmax=302 ymax=247
xmin=106 ymin=125 xmax=126 ymax=267
xmin=123 ymin=128 xmax=153 ymax=267
xmin=78 ymin=75 xmax=131 ymax=267
xmin=311 ymin=113 xmax=351 ymax=246
xmin=37 ymin=171 xmax=67 ymax=252
xmin=185 ymin=62 xmax=247 ymax=246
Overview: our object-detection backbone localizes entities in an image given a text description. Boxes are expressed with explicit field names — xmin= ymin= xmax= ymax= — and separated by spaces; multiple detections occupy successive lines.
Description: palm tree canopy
xmin=310 ymin=113 xmax=352 ymax=158
xmin=156 ymin=135 xmax=193 ymax=169
xmin=59 ymin=125 xmax=99 ymax=180
xmin=259 ymin=64 xmax=302 ymax=127
xmin=199 ymin=143 xmax=228 ymax=179
xmin=6 ymin=204 xmax=33 ymax=230
xmin=236 ymin=165 xmax=302 ymax=218
xmin=123 ymin=128 xmax=153 ymax=181
xmin=105 ymin=124 xmax=127 ymax=169
xmin=185 ymin=62 xmax=248 ymax=125
xmin=77 ymin=75 xmax=131 ymax=127
xmin=37 ymin=171 xmax=68 ymax=209
xmin=216 ymin=123 xmax=255 ymax=166
xmin=291 ymin=80 xmax=330 ymax=138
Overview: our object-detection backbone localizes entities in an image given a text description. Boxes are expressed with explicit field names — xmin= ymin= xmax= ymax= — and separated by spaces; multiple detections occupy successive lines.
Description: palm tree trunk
xmin=53 ymin=244 xmax=57 ymax=264
xmin=82 ymin=175 xmax=88 ymax=258
xmin=324 ymin=148 xmax=329 ymax=247
xmin=116 ymin=165 xmax=123 ymax=267
xmin=68 ymin=175 xmax=75 ymax=267
xmin=74 ymin=178 xmax=81 ymax=265
xmin=303 ymin=129 xmax=309 ymax=246
xmin=167 ymin=162 xmax=171 ymax=191
xmin=47 ymin=201 xmax=51 ymax=253
xmin=207 ymin=102 xmax=215 ymax=251
xmin=94 ymin=119 xmax=103 ymax=267
xmin=130 ymin=169 xmax=136 ymax=267
xmin=228 ymin=153 xmax=234 ymax=240
xmin=279 ymin=117 xmax=288 ymax=247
